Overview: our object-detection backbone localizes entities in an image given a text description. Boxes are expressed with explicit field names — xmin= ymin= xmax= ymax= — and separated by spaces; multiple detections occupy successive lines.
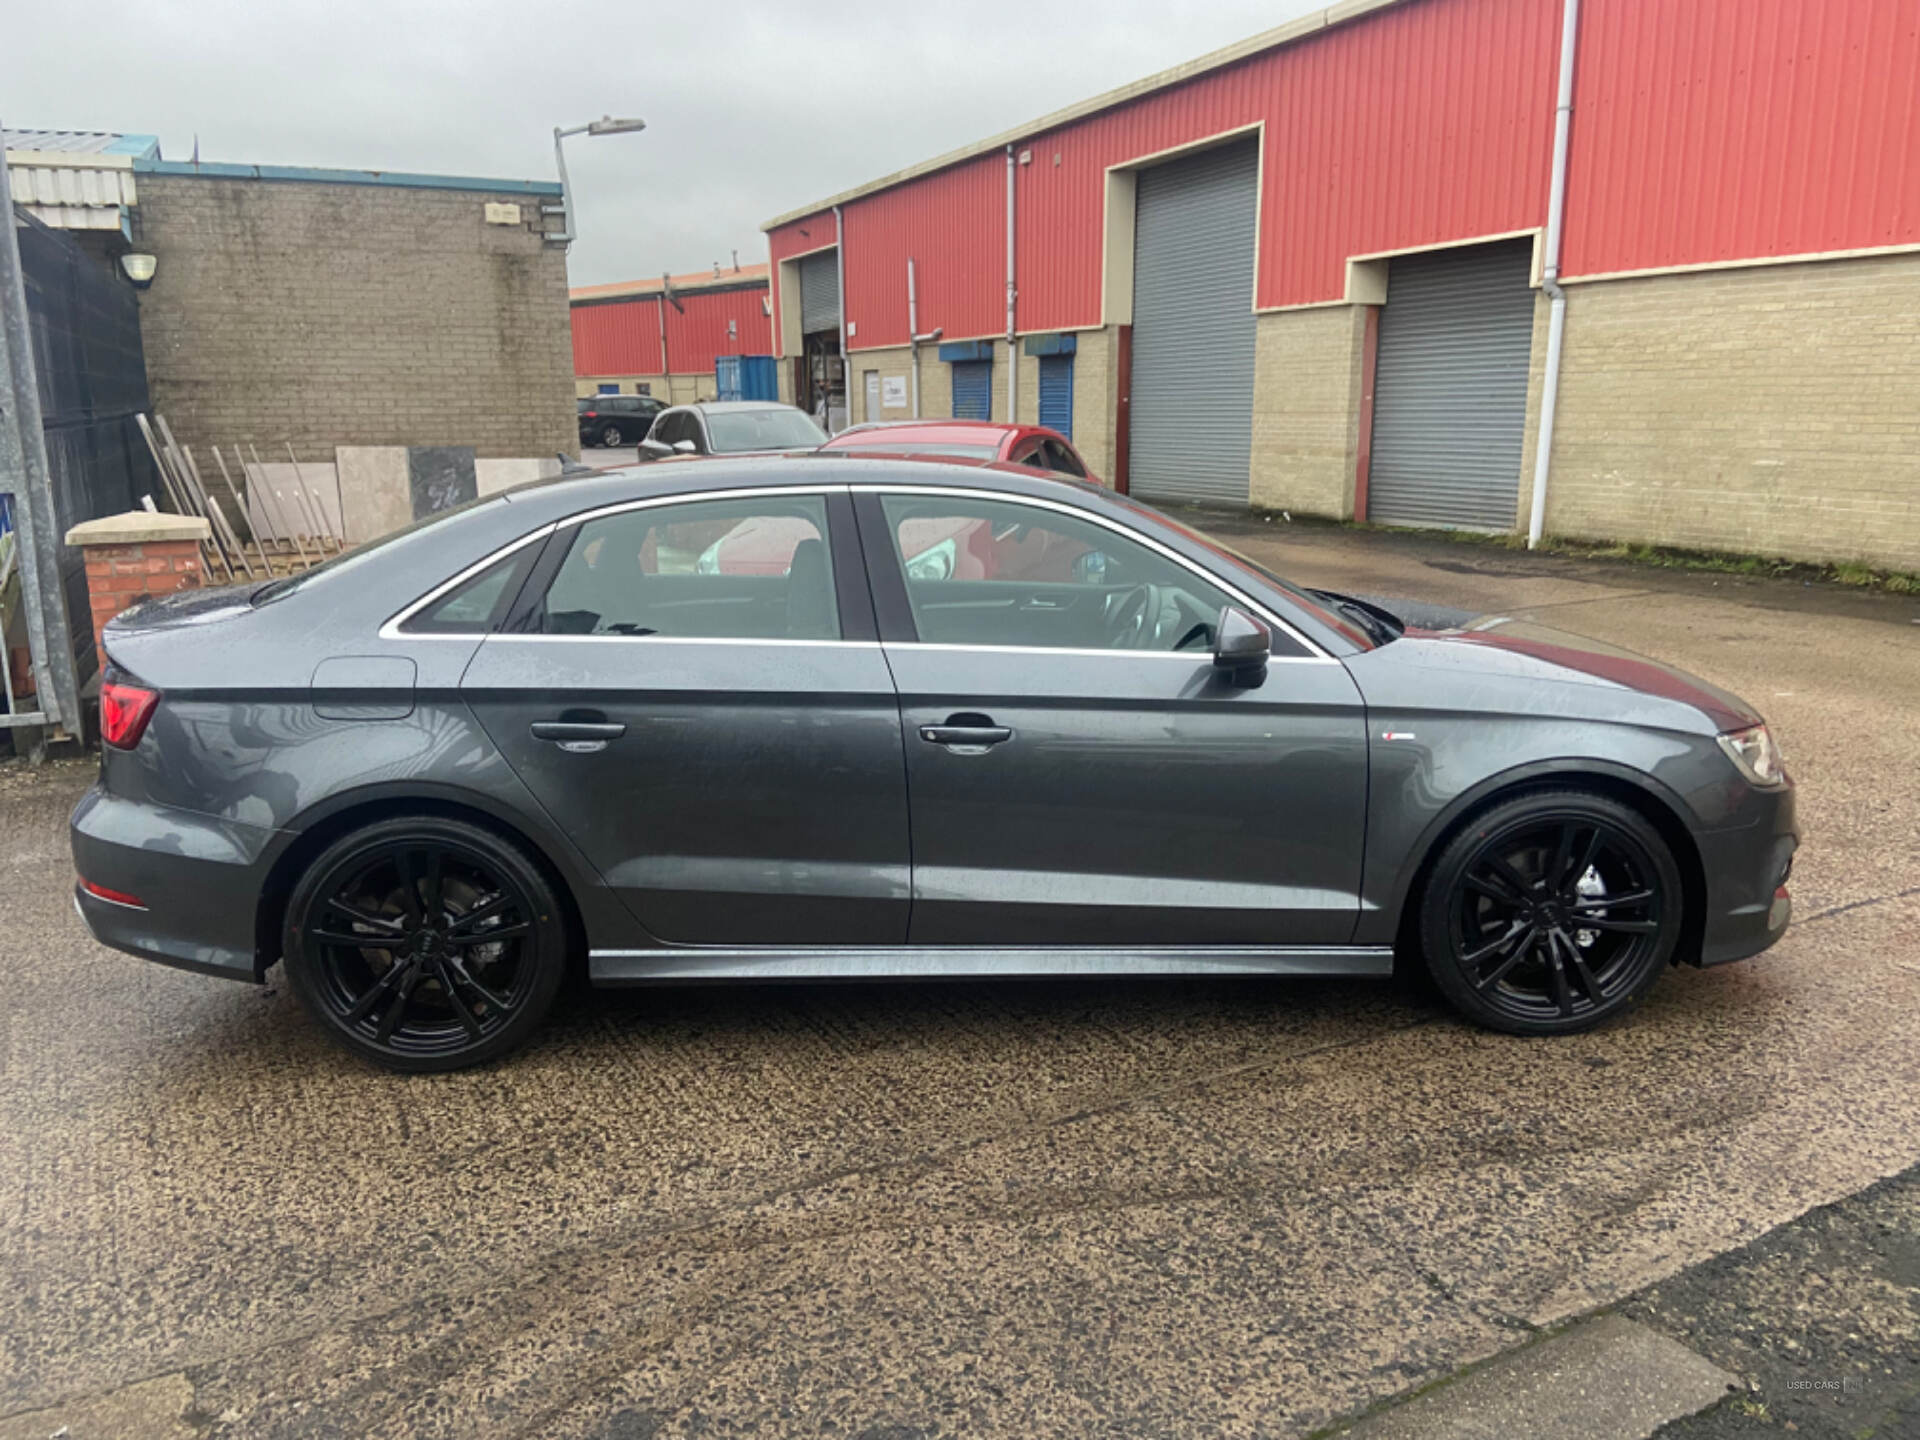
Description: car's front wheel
xmin=283 ymin=816 xmax=569 ymax=1071
xmin=1419 ymin=789 xmax=1682 ymax=1035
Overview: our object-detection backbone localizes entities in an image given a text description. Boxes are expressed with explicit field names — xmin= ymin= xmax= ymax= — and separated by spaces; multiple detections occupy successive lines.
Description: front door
xmin=463 ymin=488 xmax=910 ymax=945
xmin=855 ymin=488 xmax=1368 ymax=946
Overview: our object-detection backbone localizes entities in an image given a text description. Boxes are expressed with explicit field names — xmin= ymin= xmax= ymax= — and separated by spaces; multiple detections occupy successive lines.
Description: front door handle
xmin=919 ymin=713 xmax=1013 ymax=751
xmin=531 ymin=719 xmax=627 ymax=754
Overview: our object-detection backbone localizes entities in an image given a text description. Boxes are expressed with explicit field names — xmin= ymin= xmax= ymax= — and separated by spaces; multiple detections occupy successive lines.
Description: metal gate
xmin=1038 ymin=355 xmax=1073 ymax=438
xmin=951 ymin=360 xmax=991 ymax=420
xmin=1367 ymin=239 xmax=1535 ymax=530
xmin=797 ymin=250 xmax=840 ymax=334
xmin=1128 ymin=139 xmax=1258 ymax=506
xmin=5 ymin=184 xmax=155 ymax=739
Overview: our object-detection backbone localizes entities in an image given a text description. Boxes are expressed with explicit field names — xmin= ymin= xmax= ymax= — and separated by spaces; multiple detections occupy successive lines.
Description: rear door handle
xmin=531 ymin=720 xmax=627 ymax=753
xmin=919 ymin=713 xmax=1013 ymax=751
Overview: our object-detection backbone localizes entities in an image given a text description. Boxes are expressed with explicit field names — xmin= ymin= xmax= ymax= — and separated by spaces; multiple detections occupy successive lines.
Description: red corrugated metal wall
xmin=1562 ymin=0 xmax=1920 ymax=277
xmin=767 ymin=0 xmax=1920 ymax=349
xmin=572 ymin=299 xmax=661 ymax=375
xmin=844 ymin=156 xmax=1005 ymax=350
xmin=572 ymin=285 xmax=773 ymax=376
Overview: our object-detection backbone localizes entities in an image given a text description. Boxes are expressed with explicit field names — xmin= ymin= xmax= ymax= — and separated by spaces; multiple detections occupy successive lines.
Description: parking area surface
xmin=3 ymin=519 xmax=1917 ymax=1439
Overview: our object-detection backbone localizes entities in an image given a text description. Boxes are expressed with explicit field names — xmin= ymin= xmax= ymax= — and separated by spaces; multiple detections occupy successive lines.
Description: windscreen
xmin=707 ymin=409 xmax=828 ymax=453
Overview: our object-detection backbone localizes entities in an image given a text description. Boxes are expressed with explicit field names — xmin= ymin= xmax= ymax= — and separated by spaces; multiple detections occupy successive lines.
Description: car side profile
xmin=576 ymin=394 xmax=663 ymax=448
xmin=638 ymin=401 xmax=827 ymax=461
xmin=822 ymin=419 xmax=1096 ymax=482
xmin=72 ymin=458 xmax=1797 ymax=1071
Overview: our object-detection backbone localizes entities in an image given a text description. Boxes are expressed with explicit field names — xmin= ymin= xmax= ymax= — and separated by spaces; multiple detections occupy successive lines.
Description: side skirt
xmin=588 ymin=946 xmax=1396 ymax=985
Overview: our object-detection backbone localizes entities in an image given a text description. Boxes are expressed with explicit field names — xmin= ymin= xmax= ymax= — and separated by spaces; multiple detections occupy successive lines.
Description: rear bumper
xmin=1695 ymin=781 xmax=1799 ymax=967
xmin=69 ymin=783 xmax=283 ymax=982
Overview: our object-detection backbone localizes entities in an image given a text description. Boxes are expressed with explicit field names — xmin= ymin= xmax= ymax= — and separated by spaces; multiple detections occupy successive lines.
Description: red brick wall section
xmin=82 ymin=541 xmax=204 ymax=663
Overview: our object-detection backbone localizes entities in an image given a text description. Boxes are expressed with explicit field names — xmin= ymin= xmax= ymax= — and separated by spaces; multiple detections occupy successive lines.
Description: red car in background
xmin=819 ymin=420 xmax=1096 ymax=484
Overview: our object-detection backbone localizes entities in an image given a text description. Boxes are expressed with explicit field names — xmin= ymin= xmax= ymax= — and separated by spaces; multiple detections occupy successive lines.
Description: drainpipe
xmin=908 ymin=258 xmax=922 ymax=419
xmin=1527 ymin=0 xmax=1580 ymax=548
xmin=655 ymin=291 xmax=669 ymax=399
xmin=1005 ymin=144 xmax=1018 ymax=422
xmin=833 ymin=205 xmax=851 ymax=433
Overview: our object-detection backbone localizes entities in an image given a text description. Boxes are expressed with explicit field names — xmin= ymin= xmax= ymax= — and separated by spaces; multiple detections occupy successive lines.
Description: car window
xmin=1008 ymin=438 xmax=1045 ymax=468
xmin=652 ymin=412 xmax=683 ymax=445
xmin=1044 ymin=440 xmax=1086 ymax=478
xmin=706 ymin=409 xmax=829 ymax=453
xmin=879 ymin=494 xmax=1235 ymax=653
xmin=401 ymin=545 xmax=539 ymax=634
xmin=538 ymin=496 xmax=839 ymax=640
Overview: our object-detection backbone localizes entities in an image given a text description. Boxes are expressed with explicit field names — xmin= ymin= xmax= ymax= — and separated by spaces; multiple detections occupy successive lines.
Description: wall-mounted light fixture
xmin=119 ymin=252 xmax=158 ymax=289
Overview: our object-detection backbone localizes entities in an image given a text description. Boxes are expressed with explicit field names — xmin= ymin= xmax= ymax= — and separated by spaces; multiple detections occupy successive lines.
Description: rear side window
xmin=536 ymin=496 xmax=839 ymax=641
xmin=401 ymin=542 xmax=542 ymax=634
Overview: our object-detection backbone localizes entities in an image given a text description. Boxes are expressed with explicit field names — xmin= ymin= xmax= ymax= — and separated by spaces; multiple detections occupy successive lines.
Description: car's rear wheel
xmin=600 ymin=422 xmax=623 ymax=447
xmin=283 ymin=817 xmax=568 ymax=1071
xmin=1419 ymin=789 xmax=1681 ymax=1035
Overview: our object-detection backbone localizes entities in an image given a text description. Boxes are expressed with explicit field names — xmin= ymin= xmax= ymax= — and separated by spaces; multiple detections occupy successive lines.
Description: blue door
xmin=1037 ymin=355 xmax=1074 ymax=438
xmin=951 ymin=360 xmax=992 ymax=420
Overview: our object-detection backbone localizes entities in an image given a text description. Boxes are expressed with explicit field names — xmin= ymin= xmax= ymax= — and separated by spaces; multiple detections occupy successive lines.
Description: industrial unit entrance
xmin=795 ymin=249 xmax=846 ymax=430
xmin=1366 ymin=238 xmax=1536 ymax=530
xmin=1127 ymin=139 xmax=1259 ymax=508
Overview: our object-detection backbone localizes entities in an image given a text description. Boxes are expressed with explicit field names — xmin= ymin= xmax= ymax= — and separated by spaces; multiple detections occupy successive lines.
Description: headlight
xmin=1717 ymin=724 xmax=1786 ymax=787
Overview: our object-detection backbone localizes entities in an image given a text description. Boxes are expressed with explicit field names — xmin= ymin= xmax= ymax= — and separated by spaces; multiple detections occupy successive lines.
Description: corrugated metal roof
xmin=3 ymin=128 xmax=158 ymax=160
xmin=571 ymin=263 xmax=770 ymax=303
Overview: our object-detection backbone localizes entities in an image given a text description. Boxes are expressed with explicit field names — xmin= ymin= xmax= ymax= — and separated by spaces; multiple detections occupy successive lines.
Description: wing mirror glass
xmin=1212 ymin=605 xmax=1270 ymax=687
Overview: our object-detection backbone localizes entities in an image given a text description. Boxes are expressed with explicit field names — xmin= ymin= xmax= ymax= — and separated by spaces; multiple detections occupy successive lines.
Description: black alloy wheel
xmin=1421 ymin=789 xmax=1682 ymax=1035
xmin=284 ymin=817 xmax=568 ymax=1071
xmin=600 ymin=422 xmax=624 ymax=448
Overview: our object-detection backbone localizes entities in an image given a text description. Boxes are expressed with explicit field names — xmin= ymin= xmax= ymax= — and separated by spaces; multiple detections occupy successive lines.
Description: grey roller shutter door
xmin=798 ymin=250 xmax=840 ymax=334
xmin=1128 ymin=140 xmax=1258 ymax=507
xmin=1367 ymin=239 xmax=1535 ymax=530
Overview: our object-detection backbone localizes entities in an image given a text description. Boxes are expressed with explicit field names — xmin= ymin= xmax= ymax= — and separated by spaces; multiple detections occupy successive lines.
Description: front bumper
xmin=70 ymin=783 xmax=283 ymax=982
xmin=1694 ymin=780 xmax=1799 ymax=967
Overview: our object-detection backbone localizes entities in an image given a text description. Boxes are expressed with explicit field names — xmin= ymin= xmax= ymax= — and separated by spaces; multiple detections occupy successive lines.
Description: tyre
xmin=1419 ymin=789 xmax=1682 ymax=1035
xmin=600 ymin=422 xmax=624 ymax=448
xmin=283 ymin=816 xmax=570 ymax=1071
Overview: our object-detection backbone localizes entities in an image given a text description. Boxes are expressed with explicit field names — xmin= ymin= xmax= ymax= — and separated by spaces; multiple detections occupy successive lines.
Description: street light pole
xmin=546 ymin=115 xmax=646 ymax=248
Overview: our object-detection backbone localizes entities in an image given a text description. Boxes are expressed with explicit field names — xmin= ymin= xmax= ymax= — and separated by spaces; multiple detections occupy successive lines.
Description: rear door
xmin=856 ymin=485 xmax=1369 ymax=946
xmin=462 ymin=486 xmax=910 ymax=945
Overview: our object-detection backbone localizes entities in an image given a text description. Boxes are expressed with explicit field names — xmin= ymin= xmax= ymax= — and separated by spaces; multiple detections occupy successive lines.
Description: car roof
xmin=671 ymin=400 xmax=801 ymax=414
xmin=828 ymin=420 xmax=1049 ymax=444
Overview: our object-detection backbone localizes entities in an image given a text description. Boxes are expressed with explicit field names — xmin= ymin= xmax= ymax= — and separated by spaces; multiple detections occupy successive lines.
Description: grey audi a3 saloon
xmin=71 ymin=456 xmax=1798 ymax=1071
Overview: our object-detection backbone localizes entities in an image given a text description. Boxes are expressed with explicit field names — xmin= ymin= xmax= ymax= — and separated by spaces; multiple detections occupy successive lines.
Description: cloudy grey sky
xmin=7 ymin=0 xmax=1324 ymax=288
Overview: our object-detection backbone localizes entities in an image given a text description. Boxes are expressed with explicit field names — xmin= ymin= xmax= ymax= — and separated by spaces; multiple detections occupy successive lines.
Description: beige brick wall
xmin=137 ymin=174 xmax=575 ymax=461
xmin=1249 ymin=305 xmax=1366 ymax=519
xmin=840 ymin=334 xmax=1117 ymax=482
xmin=1533 ymin=253 xmax=1920 ymax=570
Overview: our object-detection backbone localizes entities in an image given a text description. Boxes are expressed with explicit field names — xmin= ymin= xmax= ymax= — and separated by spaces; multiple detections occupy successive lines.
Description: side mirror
xmin=1212 ymin=605 xmax=1270 ymax=687
xmin=672 ymin=439 xmax=699 ymax=455
xmin=638 ymin=438 xmax=674 ymax=461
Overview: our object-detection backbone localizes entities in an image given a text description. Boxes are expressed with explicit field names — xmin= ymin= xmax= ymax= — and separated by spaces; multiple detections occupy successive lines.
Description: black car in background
xmin=577 ymin=394 xmax=663 ymax=448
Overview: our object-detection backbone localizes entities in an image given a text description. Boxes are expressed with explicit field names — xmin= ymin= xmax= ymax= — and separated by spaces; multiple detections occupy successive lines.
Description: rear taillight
xmin=80 ymin=878 xmax=147 ymax=909
xmin=100 ymin=679 xmax=160 ymax=749
xmin=584 ymin=410 xmax=598 ymax=418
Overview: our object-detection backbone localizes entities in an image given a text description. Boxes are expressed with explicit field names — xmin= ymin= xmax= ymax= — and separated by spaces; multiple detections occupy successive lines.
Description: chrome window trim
xmin=378 ymin=480 xmax=1339 ymax=664
xmin=486 ymin=635 xmax=880 ymax=650
xmin=862 ymin=482 xmax=1335 ymax=662
xmin=882 ymin=641 xmax=1326 ymax=665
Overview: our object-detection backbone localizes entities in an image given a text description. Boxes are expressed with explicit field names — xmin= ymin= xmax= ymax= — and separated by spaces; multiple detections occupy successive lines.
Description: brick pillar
xmin=63 ymin=513 xmax=213 ymax=664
